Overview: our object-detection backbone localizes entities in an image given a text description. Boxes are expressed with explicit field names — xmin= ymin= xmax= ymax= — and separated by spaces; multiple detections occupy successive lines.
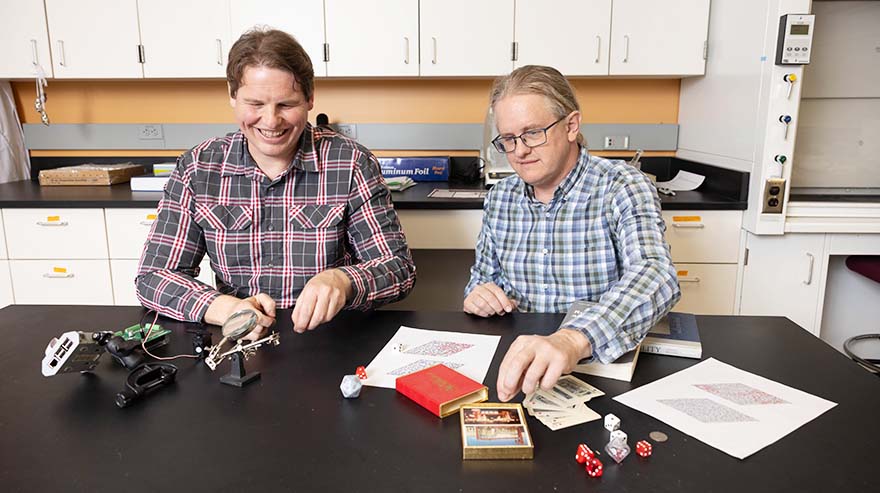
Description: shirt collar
xmin=221 ymin=123 xmax=320 ymax=178
xmin=517 ymin=145 xmax=591 ymax=203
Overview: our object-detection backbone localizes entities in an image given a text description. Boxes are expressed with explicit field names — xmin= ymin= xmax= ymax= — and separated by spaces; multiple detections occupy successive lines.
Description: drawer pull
xmin=804 ymin=253 xmax=814 ymax=285
xmin=678 ymin=276 xmax=701 ymax=283
xmin=36 ymin=220 xmax=69 ymax=227
xmin=139 ymin=220 xmax=155 ymax=226
xmin=672 ymin=223 xmax=705 ymax=229
xmin=43 ymin=272 xmax=75 ymax=279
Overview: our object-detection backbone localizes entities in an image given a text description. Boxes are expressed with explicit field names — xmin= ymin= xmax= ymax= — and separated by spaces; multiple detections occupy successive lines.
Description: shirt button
xmin=268 ymin=224 xmax=275 ymax=231
xmin=267 ymin=262 xmax=274 ymax=268
xmin=542 ymin=284 xmax=549 ymax=290
xmin=542 ymin=248 xmax=549 ymax=255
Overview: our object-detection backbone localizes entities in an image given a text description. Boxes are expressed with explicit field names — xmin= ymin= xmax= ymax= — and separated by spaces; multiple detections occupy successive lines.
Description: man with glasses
xmin=463 ymin=65 xmax=680 ymax=402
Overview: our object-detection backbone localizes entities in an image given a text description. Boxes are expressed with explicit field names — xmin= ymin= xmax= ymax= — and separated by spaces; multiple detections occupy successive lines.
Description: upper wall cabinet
xmin=0 ymin=0 xmax=53 ymax=79
xmin=325 ymin=0 xmax=418 ymax=77
xmin=609 ymin=0 xmax=710 ymax=76
xmin=419 ymin=0 xmax=513 ymax=76
xmin=514 ymin=0 xmax=611 ymax=76
xmin=138 ymin=0 xmax=231 ymax=78
xmin=45 ymin=0 xmax=143 ymax=78
xmin=230 ymin=0 xmax=328 ymax=77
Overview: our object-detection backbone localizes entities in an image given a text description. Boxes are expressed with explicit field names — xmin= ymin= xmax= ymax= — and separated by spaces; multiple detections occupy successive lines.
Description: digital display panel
xmin=790 ymin=24 xmax=809 ymax=35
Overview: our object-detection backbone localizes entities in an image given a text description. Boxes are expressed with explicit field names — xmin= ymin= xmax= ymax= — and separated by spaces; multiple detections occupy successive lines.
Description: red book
xmin=396 ymin=364 xmax=489 ymax=418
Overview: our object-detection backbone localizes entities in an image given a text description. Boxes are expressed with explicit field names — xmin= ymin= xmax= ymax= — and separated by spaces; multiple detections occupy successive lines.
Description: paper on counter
xmin=655 ymin=170 xmax=705 ymax=191
xmin=613 ymin=358 xmax=836 ymax=459
xmin=363 ymin=326 xmax=501 ymax=389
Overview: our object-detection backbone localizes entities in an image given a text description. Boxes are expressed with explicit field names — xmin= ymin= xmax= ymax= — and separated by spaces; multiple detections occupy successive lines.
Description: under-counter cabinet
xmin=0 ymin=0 xmax=53 ymax=78
xmin=137 ymin=0 xmax=231 ymax=78
xmin=230 ymin=0 xmax=328 ymax=77
xmin=44 ymin=0 xmax=143 ymax=78
xmin=325 ymin=0 xmax=419 ymax=76
xmin=609 ymin=0 xmax=710 ymax=76
xmin=0 ymin=213 xmax=12 ymax=308
xmin=514 ymin=0 xmax=611 ymax=75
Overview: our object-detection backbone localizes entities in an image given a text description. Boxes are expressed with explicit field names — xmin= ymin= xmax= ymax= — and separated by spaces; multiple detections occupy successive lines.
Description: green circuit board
xmin=114 ymin=323 xmax=171 ymax=343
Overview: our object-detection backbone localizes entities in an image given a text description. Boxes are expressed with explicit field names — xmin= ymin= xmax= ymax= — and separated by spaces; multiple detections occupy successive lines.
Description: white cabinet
xmin=419 ymin=0 xmax=513 ymax=76
xmin=10 ymin=259 xmax=114 ymax=305
xmin=673 ymin=263 xmax=737 ymax=315
xmin=3 ymin=209 xmax=108 ymax=259
xmin=325 ymin=0 xmax=419 ymax=76
xmin=138 ymin=0 xmax=231 ymax=78
xmin=0 ymin=261 xmax=13 ymax=308
xmin=230 ymin=0 xmax=327 ymax=77
xmin=663 ymin=211 xmax=742 ymax=264
xmin=609 ymin=0 xmax=709 ymax=76
xmin=44 ymin=0 xmax=143 ymax=78
xmin=514 ymin=0 xmax=611 ymax=76
xmin=0 ymin=0 xmax=53 ymax=78
xmin=739 ymin=233 xmax=827 ymax=333
xmin=0 ymin=211 xmax=7 ymax=259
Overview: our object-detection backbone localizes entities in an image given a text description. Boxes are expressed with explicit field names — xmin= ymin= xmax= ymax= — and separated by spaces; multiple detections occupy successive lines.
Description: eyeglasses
xmin=491 ymin=116 xmax=566 ymax=153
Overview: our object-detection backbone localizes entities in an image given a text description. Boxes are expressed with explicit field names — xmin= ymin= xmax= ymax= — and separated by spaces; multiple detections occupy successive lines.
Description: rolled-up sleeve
xmin=135 ymin=154 xmax=220 ymax=322
xmin=336 ymin=153 xmax=416 ymax=309
xmin=561 ymin=171 xmax=681 ymax=364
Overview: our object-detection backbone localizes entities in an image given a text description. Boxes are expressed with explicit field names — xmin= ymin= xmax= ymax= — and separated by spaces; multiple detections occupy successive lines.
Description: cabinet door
xmin=3 ymin=209 xmax=108 ymax=259
xmin=0 ymin=261 xmax=13 ymax=308
xmin=45 ymin=0 xmax=143 ymax=78
xmin=673 ymin=263 xmax=737 ymax=315
xmin=420 ymin=0 xmax=513 ymax=76
xmin=138 ymin=0 xmax=230 ymax=78
xmin=0 ymin=0 xmax=53 ymax=78
xmin=105 ymin=208 xmax=156 ymax=259
xmin=609 ymin=0 xmax=709 ymax=76
xmin=662 ymin=210 xmax=742 ymax=264
xmin=325 ymin=0 xmax=418 ymax=76
xmin=514 ymin=0 xmax=610 ymax=75
xmin=739 ymin=233 xmax=826 ymax=334
xmin=10 ymin=260 xmax=114 ymax=305
xmin=230 ymin=0 xmax=327 ymax=77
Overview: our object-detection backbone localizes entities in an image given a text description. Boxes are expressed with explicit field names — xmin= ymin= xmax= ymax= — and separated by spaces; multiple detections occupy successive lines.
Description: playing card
xmin=555 ymin=375 xmax=605 ymax=402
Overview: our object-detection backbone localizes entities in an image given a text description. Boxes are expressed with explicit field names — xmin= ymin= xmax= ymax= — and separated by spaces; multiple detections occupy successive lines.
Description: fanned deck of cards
xmin=522 ymin=375 xmax=605 ymax=431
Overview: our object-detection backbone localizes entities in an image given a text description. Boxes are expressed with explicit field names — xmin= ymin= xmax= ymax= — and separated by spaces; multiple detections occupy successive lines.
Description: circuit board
xmin=114 ymin=323 xmax=171 ymax=345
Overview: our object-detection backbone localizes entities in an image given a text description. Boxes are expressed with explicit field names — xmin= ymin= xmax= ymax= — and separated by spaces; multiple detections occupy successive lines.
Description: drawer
xmin=397 ymin=210 xmax=483 ymax=249
xmin=3 ymin=209 xmax=108 ymax=259
xmin=111 ymin=259 xmax=216 ymax=306
xmin=671 ymin=263 xmax=737 ymax=315
xmin=10 ymin=260 xmax=113 ymax=305
xmin=662 ymin=210 xmax=742 ymax=264
xmin=106 ymin=208 xmax=158 ymax=258
xmin=0 ymin=260 xmax=13 ymax=308
xmin=0 ymin=211 xmax=7 ymax=259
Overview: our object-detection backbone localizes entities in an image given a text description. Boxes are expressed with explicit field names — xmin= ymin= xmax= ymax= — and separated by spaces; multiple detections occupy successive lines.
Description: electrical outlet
xmin=762 ymin=178 xmax=786 ymax=213
xmin=335 ymin=124 xmax=357 ymax=139
xmin=603 ymin=135 xmax=629 ymax=150
xmin=138 ymin=124 xmax=164 ymax=140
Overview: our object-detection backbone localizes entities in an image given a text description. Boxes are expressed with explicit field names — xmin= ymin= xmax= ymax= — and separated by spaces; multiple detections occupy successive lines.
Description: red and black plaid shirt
xmin=136 ymin=124 xmax=416 ymax=322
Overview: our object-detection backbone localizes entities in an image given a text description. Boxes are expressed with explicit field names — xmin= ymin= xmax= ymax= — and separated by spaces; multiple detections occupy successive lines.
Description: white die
xmin=610 ymin=429 xmax=627 ymax=444
xmin=604 ymin=413 xmax=621 ymax=432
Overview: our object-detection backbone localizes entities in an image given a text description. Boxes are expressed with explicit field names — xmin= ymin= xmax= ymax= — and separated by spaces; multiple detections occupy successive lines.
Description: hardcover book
xmin=642 ymin=312 xmax=702 ymax=359
xmin=395 ymin=364 xmax=488 ymax=418
xmin=460 ymin=403 xmax=533 ymax=460
xmin=563 ymin=300 xmax=641 ymax=382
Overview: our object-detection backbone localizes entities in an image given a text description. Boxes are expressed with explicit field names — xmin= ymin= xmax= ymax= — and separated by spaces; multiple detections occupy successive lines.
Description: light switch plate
xmin=603 ymin=135 xmax=629 ymax=150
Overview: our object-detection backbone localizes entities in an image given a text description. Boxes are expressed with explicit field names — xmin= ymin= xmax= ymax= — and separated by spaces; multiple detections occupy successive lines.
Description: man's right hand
xmin=463 ymin=282 xmax=517 ymax=317
xmin=205 ymin=293 xmax=277 ymax=342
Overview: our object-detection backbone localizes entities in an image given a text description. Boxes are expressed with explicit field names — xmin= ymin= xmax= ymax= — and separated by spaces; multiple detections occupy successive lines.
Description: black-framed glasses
xmin=491 ymin=116 xmax=566 ymax=153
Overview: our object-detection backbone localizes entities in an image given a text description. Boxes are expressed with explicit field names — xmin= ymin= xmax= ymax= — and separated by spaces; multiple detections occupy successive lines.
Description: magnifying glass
xmin=220 ymin=310 xmax=258 ymax=341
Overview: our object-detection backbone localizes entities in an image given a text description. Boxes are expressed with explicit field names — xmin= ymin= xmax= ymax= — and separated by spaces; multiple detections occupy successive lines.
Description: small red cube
xmin=575 ymin=444 xmax=595 ymax=464
xmin=586 ymin=457 xmax=603 ymax=478
xmin=356 ymin=366 xmax=367 ymax=380
xmin=636 ymin=440 xmax=652 ymax=457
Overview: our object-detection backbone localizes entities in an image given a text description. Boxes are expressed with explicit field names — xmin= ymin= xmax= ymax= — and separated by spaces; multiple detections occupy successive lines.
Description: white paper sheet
xmin=363 ymin=326 xmax=501 ymax=389
xmin=655 ymin=170 xmax=705 ymax=191
xmin=613 ymin=358 xmax=837 ymax=459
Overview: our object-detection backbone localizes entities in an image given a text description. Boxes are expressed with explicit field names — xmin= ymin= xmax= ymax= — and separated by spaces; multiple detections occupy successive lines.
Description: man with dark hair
xmin=137 ymin=28 xmax=415 ymax=338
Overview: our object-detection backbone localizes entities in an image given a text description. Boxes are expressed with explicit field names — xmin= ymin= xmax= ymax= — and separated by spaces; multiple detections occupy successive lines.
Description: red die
xmin=586 ymin=457 xmax=604 ymax=478
xmin=356 ymin=366 xmax=368 ymax=380
xmin=636 ymin=440 xmax=652 ymax=457
xmin=575 ymin=444 xmax=595 ymax=464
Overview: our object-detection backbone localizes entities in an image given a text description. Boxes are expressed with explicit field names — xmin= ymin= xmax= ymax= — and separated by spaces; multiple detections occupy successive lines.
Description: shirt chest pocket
xmin=194 ymin=204 xmax=253 ymax=230
xmin=288 ymin=204 xmax=346 ymax=230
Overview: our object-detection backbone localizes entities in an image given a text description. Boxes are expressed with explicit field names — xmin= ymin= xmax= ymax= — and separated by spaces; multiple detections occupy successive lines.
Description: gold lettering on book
xmin=428 ymin=373 xmax=455 ymax=392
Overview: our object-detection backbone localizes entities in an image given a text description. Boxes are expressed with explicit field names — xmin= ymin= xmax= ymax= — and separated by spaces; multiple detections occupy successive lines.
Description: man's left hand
xmin=496 ymin=329 xmax=591 ymax=402
xmin=292 ymin=269 xmax=353 ymax=333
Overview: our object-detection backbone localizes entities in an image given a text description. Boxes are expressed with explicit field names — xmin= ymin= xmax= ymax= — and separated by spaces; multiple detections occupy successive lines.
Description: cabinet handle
xmin=139 ymin=220 xmax=155 ymax=226
xmin=672 ymin=222 xmax=705 ymax=229
xmin=595 ymin=35 xmax=601 ymax=63
xmin=36 ymin=220 xmax=69 ymax=227
xmin=31 ymin=39 xmax=39 ymax=66
xmin=43 ymin=272 xmax=75 ymax=279
xmin=404 ymin=36 xmax=410 ymax=64
xmin=623 ymin=34 xmax=629 ymax=63
xmin=678 ymin=276 xmax=702 ymax=283
xmin=216 ymin=39 xmax=223 ymax=65
xmin=57 ymin=40 xmax=66 ymax=66
xmin=432 ymin=37 xmax=437 ymax=64
xmin=804 ymin=252 xmax=814 ymax=285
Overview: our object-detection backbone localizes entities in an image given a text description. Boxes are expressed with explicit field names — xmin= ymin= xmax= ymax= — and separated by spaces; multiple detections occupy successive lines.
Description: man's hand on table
xmin=496 ymin=329 xmax=592 ymax=402
xmin=292 ymin=268 xmax=353 ymax=333
xmin=464 ymin=282 xmax=518 ymax=317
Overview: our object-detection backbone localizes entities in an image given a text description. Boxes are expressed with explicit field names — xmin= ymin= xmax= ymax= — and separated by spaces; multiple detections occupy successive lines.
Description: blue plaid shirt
xmin=465 ymin=147 xmax=680 ymax=364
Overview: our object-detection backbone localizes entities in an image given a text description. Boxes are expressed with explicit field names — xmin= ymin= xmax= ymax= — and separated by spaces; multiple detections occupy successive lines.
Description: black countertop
xmin=1 ymin=306 xmax=877 ymax=492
